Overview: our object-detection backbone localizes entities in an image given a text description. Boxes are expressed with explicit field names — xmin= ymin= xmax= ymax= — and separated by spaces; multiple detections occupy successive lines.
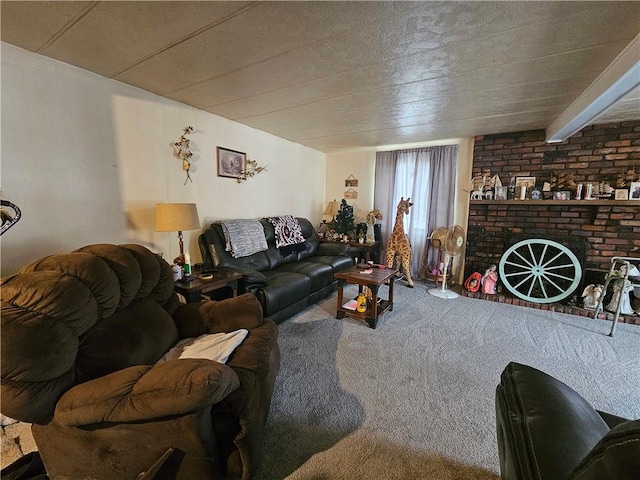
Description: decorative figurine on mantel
xmin=481 ymin=264 xmax=498 ymax=294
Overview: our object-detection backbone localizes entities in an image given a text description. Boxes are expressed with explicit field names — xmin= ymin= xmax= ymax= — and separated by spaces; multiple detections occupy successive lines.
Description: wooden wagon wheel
xmin=498 ymin=239 xmax=582 ymax=304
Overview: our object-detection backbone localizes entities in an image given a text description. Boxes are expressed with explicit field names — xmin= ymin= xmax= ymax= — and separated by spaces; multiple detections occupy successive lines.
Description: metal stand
xmin=428 ymin=255 xmax=459 ymax=299
xmin=593 ymin=256 xmax=639 ymax=336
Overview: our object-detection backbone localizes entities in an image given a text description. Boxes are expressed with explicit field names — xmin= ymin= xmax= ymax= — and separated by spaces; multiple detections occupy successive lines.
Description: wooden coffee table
xmin=335 ymin=265 xmax=399 ymax=329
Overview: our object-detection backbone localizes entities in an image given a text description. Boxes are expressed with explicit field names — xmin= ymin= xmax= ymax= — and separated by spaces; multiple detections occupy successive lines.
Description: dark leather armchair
xmin=495 ymin=362 xmax=639 ymax=480
xmin=1 ymin=244 xmax=280 ymax=479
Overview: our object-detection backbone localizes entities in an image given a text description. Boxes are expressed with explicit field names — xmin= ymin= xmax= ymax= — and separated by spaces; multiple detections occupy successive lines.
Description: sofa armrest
xmin=569 ymin=419 xmax=640 ymax=480
xmin=227 ymin=267 xmax=267 ymax=287
xmin=173 ymin=293 xmax=264 ymax=338
xmin=55 ymin=359 xmax=239 ymax=426
xmin=496 ymin=362 xmax=611 ymax=480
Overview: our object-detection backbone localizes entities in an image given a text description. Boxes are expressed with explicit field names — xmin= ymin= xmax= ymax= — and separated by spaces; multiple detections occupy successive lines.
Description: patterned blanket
xmin=266 ymin=215 xmax=306 ymax=256
xmin=217 ymin=219 xmax=268 ymax=258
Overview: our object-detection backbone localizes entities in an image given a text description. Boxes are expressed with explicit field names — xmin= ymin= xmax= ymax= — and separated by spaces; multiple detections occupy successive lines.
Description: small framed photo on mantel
xmin=630 ymin=182 xmax=640 ymax=200
xmin=615 ymin=189 xmax=629 ymax=200
xmin=217 ymin=147 xmax=246 ymax=180
xmin=553 ymin=191 xmax=570 ymax=200
xmin=495 ymin=186 xmax=508 ymax=200
xmin=515 ymin=176 xmax=536 ymax=199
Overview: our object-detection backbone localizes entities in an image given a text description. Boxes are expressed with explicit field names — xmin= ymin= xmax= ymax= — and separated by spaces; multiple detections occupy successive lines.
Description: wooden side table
xmin=174 ymin=270 xmax=243 ymax=303
xmin=334 ymin=265 xmax=399 ymax=329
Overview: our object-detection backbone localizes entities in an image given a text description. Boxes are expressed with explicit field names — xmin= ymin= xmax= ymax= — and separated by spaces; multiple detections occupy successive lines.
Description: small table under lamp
xmin=155 ymin=203 xmax=200 ymax=266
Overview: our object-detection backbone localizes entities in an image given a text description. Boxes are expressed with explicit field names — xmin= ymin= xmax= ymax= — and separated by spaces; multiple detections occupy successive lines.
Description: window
xmin=374 ymin=146 xmax=458 ymax=278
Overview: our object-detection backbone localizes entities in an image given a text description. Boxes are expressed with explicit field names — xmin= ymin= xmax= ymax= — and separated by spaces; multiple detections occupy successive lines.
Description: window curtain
xmin=374 ymin=145 xmax=458 ymax=279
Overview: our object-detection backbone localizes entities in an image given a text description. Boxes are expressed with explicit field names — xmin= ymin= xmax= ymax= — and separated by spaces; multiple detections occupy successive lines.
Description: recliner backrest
xmin=1 ymin=244 xmax=180 ymax=424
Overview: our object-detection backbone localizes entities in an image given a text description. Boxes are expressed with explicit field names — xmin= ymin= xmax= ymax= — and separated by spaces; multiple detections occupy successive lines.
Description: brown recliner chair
xmin=1 ymin=244 xmax=280 ymax=479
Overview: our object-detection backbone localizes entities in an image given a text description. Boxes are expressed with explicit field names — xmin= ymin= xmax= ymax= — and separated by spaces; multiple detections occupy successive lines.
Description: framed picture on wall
xmin=630 ymin=182 xmax=640 ymax=200
xmin=217 ymin=147 xmax=246 ymax=180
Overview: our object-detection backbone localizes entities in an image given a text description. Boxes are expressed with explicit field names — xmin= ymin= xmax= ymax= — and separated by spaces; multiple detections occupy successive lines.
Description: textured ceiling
xmin=2 ymin=1 xmax=639 ymax=152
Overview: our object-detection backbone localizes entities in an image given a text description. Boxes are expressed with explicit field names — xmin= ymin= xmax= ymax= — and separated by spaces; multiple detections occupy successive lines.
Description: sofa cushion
xmin=258 ymin=271 xmax=311 ymax=317
xmin=277 ymin=261 xmax=334 ymax=292
xmin=496 ymin=362 xmax=610 ymax=480
xmin=308 ymin=254 xmax=354 ymax=272
xmin=569 ymin=419 xmax=640 ymax=480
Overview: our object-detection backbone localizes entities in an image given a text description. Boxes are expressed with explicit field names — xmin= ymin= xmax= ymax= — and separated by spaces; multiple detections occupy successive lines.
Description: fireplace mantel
xmin=470 ymin=199 xmax=638 ymax=206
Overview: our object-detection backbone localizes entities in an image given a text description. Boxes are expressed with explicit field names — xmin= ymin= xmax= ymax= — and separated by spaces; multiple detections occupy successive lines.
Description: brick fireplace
xmin=464 ymin=121 xmax=640 ymax=325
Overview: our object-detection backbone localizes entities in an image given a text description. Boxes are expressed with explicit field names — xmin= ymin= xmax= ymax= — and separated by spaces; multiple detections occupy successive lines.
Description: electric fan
xmin=428 ymin=224 xmax=465 ymax=299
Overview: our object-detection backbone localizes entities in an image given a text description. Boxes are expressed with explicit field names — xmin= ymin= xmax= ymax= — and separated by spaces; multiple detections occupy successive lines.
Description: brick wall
xmin=466 ymin=121 xmax=640 ymax=287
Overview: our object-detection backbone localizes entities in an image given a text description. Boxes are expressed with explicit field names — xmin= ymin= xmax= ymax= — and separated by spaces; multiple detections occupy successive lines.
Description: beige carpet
xmin=255 ymin=282 xmax=639 ymax=479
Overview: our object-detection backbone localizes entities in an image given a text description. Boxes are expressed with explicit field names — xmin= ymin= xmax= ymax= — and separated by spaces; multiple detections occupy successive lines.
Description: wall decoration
xmin=615 ymin=188 xmax=629 ymax=200
xmin=217 ymin=147 xmax=246 ymax=180
xmin=1 ymin=198 xmax=22 ymax=235
xmin=345 ymin=175 xmax=358 ymax=187
xmin=174 ymin=126 xmax=194 ymax=184
xmin=237 ymin=158 xmax=268 ymax=183
xmin=630 ymin=181 xmax=640 ymax=200
xmin=344 ymin=188 xmax=358 ymax=199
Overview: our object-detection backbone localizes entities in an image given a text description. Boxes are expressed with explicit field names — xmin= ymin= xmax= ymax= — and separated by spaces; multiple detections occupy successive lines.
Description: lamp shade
xmin=155 ymin=203 xmax=200 ymax=232
xmin=323 ymin=200 xmax=340 ymax=217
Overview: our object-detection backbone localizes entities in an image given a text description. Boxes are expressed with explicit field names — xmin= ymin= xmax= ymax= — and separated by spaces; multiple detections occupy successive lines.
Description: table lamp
xmin=323 ymin=200 xmax=340 ymax=222
xmin=155 ymin=203 xmax=200 ymax=265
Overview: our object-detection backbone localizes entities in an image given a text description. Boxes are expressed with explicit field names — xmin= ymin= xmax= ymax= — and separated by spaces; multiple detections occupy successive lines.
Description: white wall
xmin=1 ymin=43 xmax=326 ymax=274
xmin=324 ymin=150 xmax=375 ymax=223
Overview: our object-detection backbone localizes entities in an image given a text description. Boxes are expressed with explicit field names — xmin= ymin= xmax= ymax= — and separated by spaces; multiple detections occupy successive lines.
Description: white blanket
xmin=155 ymin=329 xmax=248 ymax=365
xmin=217 ymin=219 xmax=267 ymax=258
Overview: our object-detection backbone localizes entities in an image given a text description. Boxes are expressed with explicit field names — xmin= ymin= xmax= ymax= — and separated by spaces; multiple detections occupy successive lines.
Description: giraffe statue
xmin=385 ymin=197 xmax=414 ymax=288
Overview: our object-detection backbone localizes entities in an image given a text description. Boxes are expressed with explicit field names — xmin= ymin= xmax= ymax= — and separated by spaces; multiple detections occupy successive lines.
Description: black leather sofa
xmin=495 ymin=362 xmax=639 ymax=480
xmin=199 ymin=217 xmax=353 ymax=323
